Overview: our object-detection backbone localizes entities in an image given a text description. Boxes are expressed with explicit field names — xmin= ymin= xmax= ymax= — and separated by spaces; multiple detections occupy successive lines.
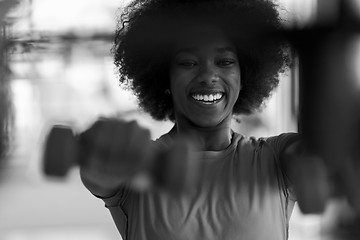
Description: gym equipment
xmin=43 ymin=124 xmax=200 ymax=193
xmin=282 ymin=0 xmax=360 ymax=217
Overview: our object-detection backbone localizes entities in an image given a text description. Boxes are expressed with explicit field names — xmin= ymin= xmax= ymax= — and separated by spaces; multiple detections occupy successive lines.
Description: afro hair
xmin=113 ymin=0 xmax=290 ymax=121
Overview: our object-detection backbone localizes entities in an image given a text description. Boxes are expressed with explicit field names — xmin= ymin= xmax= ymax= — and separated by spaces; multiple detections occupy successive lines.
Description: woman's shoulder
xmin=260 ymin=132 xmax=301 ymax=153
xmin=233 ymin=131 xmax=301 ymax=154
xmin=153 ymin=129 xmax=175 ymax=148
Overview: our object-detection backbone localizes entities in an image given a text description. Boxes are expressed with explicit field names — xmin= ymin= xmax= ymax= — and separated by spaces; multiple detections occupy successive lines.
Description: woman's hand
xmin=79 ymin=118 xmax=154 ymax=197
xmin=76 ymin=118 xmax=200 ymax=197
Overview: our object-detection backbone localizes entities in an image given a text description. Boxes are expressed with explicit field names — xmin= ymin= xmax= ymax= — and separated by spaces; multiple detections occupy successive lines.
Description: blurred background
xmin=0 ymin=0 xmax=358 ymax=239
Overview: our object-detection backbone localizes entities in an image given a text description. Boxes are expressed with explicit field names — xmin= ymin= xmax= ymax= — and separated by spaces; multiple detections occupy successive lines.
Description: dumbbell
xmin=43 ymin=124 xmax=200 ymax=193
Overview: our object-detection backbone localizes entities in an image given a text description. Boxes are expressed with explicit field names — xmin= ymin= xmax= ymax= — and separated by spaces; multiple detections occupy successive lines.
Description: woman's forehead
xmin=172 ymin=24 xmax=236 ymax=52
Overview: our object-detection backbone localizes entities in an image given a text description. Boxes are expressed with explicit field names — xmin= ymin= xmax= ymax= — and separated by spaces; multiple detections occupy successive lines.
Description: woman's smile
xmin=190 ymin=92 xmax=225 ymax=105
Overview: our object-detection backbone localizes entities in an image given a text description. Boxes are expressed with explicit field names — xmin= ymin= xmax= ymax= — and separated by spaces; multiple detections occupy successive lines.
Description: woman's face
xmin=170 ymin=25 xmax=241 ymax=128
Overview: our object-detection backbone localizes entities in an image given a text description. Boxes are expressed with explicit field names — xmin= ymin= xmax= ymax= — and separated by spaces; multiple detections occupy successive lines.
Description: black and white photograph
xmin=0 ymin=0 xmax=359 ymax=239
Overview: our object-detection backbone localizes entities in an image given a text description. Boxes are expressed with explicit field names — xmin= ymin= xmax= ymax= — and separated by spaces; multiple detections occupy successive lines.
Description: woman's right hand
xmin=79 ymin=118 xmax=154 ymax=198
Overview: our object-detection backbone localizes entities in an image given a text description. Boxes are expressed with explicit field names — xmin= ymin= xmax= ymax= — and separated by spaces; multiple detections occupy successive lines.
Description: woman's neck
xmin=173 ymin=116 xmax=233 ymax=151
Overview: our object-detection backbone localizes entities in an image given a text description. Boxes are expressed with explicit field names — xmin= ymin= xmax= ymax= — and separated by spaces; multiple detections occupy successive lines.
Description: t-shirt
xmin=100 ymin=131 xmax=298 ymax=240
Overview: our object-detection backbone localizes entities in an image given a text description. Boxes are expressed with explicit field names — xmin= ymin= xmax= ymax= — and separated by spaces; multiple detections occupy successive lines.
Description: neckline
xmin=157 ymin=129 xmax=243 ymax=160
xmin=198 ymin=131 xmax=242 ymax=159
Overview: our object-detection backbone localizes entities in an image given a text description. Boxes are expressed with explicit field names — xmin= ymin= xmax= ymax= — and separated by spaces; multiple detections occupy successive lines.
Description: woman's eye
xmin=217 ymin=59 xmax=236 ymax=67
xmin=178 ymin=60 xmax=197 ymax=68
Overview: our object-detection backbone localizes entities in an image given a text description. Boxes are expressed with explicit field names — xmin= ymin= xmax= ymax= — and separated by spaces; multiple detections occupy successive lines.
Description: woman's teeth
xmin=191 ymin=93 xmax=224 ymax=103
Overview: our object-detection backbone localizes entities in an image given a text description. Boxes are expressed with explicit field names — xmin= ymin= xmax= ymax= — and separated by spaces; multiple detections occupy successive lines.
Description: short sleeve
xmin=263 ymin=132 xmax=301 ymax=201
xmin=265 ymin=133 xmax=300 ymax=157
xmin=96 ymin=185 xmax=131 ymax=240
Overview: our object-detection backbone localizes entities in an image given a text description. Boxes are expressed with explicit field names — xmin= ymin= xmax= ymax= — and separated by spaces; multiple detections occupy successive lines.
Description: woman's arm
xmin=280 ymin=139 xmax=330 ymax=213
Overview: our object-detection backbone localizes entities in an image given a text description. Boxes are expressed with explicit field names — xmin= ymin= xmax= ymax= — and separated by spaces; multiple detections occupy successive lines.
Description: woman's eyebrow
xmin=174 ymin=47 xmax=197 ymax=55
xmin=216 ymin=47 xmax=237 ymax=54
xmin=174 ymin=46 xmax=236 ymax=56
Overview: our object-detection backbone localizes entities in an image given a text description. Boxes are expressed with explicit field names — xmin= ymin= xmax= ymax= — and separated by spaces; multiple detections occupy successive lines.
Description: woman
xmin=80 ymin=0 xmax=301 ymax=239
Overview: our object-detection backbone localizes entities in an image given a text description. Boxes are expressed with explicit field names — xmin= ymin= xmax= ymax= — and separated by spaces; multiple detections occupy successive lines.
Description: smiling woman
xmin=78 ymin=1 xmax=301 ymax=240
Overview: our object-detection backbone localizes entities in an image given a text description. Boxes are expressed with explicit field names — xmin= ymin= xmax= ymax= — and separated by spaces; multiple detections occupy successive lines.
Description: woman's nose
xmin=196 ymin=63 xmax=219 ymax=84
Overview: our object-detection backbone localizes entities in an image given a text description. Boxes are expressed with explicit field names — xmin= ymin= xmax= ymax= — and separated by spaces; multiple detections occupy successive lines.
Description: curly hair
xmin=113 ymin=0 xmax=290 ymax=121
